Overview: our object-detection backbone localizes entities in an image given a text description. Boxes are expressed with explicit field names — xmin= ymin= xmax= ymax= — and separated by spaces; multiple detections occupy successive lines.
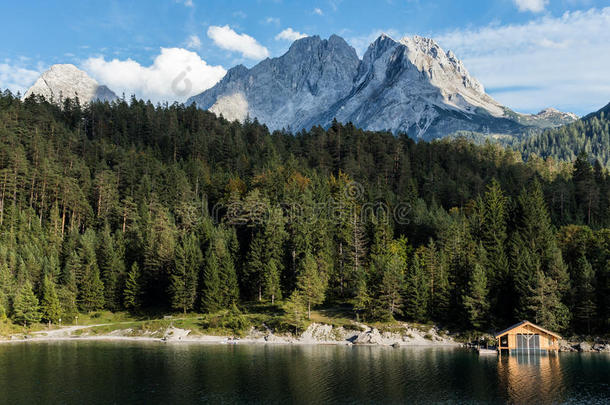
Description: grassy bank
xmin=1 ymin=302 xmax=438 ymax=340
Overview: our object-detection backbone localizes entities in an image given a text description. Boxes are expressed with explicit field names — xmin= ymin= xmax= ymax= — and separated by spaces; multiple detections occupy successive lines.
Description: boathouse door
xmin=516 ymin=333 xmax=540 ymax=351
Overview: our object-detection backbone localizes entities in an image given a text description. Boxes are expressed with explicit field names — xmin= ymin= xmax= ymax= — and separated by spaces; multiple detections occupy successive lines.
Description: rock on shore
xmin=280 ymin=322 xmax=456 ymax=346
xmin=559 ymin=339 xmax=610 ymax=352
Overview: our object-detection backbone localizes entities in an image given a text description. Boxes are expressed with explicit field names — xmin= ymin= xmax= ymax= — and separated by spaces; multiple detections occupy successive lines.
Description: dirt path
xmin=31 ymin=323 xmax=112 ymax=337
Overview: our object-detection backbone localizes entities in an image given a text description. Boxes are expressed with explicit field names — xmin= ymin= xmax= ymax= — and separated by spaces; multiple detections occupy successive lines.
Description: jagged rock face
xmin=24 ymin=64 xmax=118 ymax=104
xmin=189 ymin=35 xmax=360 ymax=131
xmin=316 ymin=34 xmax=517 ymax=139
xmin=188 ymin=34 xmax=576 ymax=140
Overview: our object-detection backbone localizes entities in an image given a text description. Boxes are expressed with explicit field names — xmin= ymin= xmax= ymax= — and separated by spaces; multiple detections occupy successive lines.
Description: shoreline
xmin=2 ymin=329 xmax=607 ymax=353
xmin=0 ymin=334 xmax=461 ymax=347
xmin=0 ymin=322 xmax=461 ymax=348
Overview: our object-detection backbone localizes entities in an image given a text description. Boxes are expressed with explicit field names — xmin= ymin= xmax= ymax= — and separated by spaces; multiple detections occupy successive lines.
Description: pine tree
xmin=404 ymin=253 xmax=429 ymax=322
xmin=61 ymin=250 xmax=80 ymax=293
xmin=0 ymin=263 xmax=13 ymax=314
xmin=296 ymin=252 xmax=326 ymax=319
xmin=264 ymin=259 xmax=282 ymax=304
xmin=572 ymin=255 xmax=596 ymax=333
xmin=573 ymin=152 xmax=598 ymax=225
xmin=353 ymin=276 xmax=371 ymax=322
xmin=40 ymin=274 xmax=61 ymax=325
xmin=77 ymin=230 xmax=105 ymax=312
xmin=219 ymin=232 xmax=239 ymax=308
xmin=142 ymin=204 xmax=176 ymax=307
xmin=123 ymin=262 xmax=142 ymax=311
xmin=378 ymin=253 xmax=405 ymax=320
xmin=512 ymin=180 xmax=570 ymax=322
xmin=201 ymin=243 xmax=222 ymax=312
xmin=348 ymin=211 xmax=367 ymax=295
xmin=262 ymin=208 xmax=287 ymax=302
xmin=13 ymin=281 xmax=41 ymax=326
xmin=245 ymin=207 xmax=286 ymax=301
xmin=170 ymin=233 xmax=202 ymax=314
xmin=421 ymin=241 xmax=450 ymax=321
xmin=245 ymin=233 xmax=265 ymax=300
xmin=462 ymin=262 xmax=489 ymax=329
xmin=527 ymin=270 xmax=570 ymax=332
xmin=79 ymin=266 xmax=105 ymax=312
xmin=57 ymin=286 xmax=78 ymax=323
xmin=331 ymin=173 xmax=367 ymax=297
xmin=97 ymin=224 xmax=125 ymax=310
xmin=370 ymin=241 xmax=406 ymax=321
xmin=283 ymin=291 xmax=307 ymax=334
xmin=479 ymin=179 xmax=510 ymax=323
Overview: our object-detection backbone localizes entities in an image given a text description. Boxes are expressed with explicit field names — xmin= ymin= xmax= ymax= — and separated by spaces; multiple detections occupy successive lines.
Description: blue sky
xmin=1 ymin=0 xmax=609 ymax=115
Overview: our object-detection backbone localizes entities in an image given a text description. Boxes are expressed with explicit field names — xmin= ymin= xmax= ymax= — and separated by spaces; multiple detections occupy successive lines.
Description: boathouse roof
xmin=494 ymin=320 xmax=562 ymax=339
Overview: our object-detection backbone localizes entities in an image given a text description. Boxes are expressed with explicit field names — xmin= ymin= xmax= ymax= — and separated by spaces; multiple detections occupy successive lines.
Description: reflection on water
xmin=0 ymin=342 xmax=608 ymax=404
xmin=497 ymin=352 xmax=564 ymax=403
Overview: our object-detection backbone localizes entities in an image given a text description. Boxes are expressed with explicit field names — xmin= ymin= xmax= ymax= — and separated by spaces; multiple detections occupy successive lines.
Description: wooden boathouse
xmin=495 ymin=320 xmax=561 ymax=354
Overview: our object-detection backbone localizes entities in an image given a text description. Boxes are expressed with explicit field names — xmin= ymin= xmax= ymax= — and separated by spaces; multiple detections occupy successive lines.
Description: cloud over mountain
xmin=435 ymin=7 xmax=610 ymax=113
xmin=275 ymin=28 xmax=307 ymax=41
xmin=84 ymin=47 xmax=226 ymax=103
xmin=207 ymin=25 xmax=269 ymax=60
xmin=0 ymin=61 xmax=41 ymax=95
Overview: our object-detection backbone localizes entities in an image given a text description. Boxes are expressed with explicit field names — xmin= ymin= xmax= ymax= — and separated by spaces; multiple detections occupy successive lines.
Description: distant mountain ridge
xmin=24 ymin=64 xmax=118 ymax=105
xmin=518 ymin=101 xmax=610 ymax=167
xmin=188 ymin=34 xmax=577 ymax=140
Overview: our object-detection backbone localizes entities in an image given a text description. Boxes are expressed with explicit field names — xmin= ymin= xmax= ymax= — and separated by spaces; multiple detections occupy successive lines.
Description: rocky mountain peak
xmin=188 ymin=35 xmax=360 ymax=130
xmin=399 ymin=35 xmax=486 ymax=96
xmin=24 ymin=64 xmax=117 ymax=105
xmin=187 ymin=33 xmax=574 ymax=140
xmin=535 ymin=107 xmax=579 ymax=123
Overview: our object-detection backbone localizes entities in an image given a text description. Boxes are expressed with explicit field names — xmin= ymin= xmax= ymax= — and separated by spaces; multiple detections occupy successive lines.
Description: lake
xmin=0 ymin=342 xmax=608 ymax=404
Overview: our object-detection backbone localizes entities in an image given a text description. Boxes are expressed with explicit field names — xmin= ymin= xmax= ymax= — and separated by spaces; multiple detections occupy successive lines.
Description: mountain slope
xmin=312 ymin=34 xmax=524 ymax=139
xmin=24 ymin=64 xmax=118 ymax=104
xmin=189 ymin=35 xmax=360 ymax=130
xmin=188 ymin=34 xmax=576 ymax=140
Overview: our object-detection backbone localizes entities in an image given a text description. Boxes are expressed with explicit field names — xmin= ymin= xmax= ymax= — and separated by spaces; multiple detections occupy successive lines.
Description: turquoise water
xmin=0 ymin=342 xmax=608 ymax=404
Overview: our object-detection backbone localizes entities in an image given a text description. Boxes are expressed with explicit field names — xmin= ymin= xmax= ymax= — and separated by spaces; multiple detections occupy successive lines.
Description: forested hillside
xmin=518 ymin=102 xmax=610 ymax=167
xmin=0 ymin=90 xmax=608 ymax=335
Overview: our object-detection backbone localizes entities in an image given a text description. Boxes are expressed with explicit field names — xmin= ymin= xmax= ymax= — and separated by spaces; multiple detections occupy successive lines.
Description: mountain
xmin=510 ymin=107 xmax=579 ymax=128
xmin=188 ymin=34 xmax=576 ymax=140
xmin=24 ymin=64 xmax=118 ymax=104
xmin=189 ymin=35 xmax=360 ymax=130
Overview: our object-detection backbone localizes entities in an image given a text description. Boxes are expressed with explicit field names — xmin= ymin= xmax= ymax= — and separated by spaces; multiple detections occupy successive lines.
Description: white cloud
xmin=83 ymin=47 xmax=226 ymax=103
xmin=186 ymin=34 xmax=201 ymax=50
xmin=514 ymin=0 xmax=548 ymax=13
xmin=0 ymin=61 xmax=41 ymax=95
xmin=313 ymin=8 xmax=324 ymax=15
xmin=275 ymin=28 xmax=308 ymax=42
xmin=176 ymin=0 xmax=194 ymax=7
xmin=435 ymin=7 xmax=610 ymax=114
xmin=207 ymin=25 xmax=269 ymax=60
xmin=264 ymin=17 xmax=280 ymax=25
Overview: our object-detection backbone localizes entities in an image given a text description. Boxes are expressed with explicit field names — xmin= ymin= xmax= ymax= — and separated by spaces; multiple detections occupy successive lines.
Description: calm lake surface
xmin=0 ymin=342 xmax=608 ymax=404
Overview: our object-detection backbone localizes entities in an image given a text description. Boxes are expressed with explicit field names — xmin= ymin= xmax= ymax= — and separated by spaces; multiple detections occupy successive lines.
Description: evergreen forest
xmin=0 ymin=90 xmax=608 ymax=335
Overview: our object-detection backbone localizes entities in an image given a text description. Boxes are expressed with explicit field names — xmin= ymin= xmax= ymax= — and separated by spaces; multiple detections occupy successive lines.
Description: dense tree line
xmin=0 ymin=90 xmax=608 ymax=335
